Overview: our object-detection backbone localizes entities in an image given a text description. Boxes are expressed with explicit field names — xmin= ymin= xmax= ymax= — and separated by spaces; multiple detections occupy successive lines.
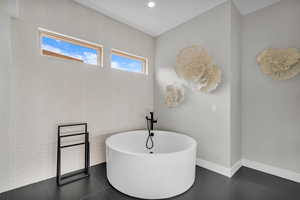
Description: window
xmin=111 ymin=49 xmax=148 ymax=74
xmin=39 ymin=28 xmax=103 ymax=66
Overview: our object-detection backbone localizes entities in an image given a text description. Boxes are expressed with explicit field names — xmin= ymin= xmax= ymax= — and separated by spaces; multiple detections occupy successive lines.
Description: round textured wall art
xmin=257 ymin=48 xmax=300 ymax=80
xmin=175 ymin=45 xmax=222 ymax=93
xmin=165 ymin=84 xmax=185 ymax=108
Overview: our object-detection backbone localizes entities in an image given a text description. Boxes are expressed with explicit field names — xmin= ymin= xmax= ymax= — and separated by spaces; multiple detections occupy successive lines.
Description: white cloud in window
xmin=83 ymin=52 xmax=97 ymax=65
xmin=112 ymin=61 xmax=142 ymax=72
xmin=111 ymin=61 xmax=122 ymax=69
xmin=127 ymin=62 xmax=141 ymax=71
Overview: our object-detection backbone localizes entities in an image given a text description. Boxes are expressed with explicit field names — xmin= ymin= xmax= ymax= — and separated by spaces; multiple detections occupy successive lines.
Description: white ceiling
xmin=233 ymin=0 xmax=281 ymax=15
xmin=74 ymin=0 xmax=281 ymax=37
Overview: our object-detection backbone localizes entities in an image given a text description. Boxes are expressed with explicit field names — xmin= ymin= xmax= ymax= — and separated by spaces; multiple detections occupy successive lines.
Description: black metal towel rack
xmin=56 ymin=123 xmax=90 ymax=186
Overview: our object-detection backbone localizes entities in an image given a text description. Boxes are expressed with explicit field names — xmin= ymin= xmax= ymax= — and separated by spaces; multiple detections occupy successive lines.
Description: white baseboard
xmin=196 ymin=157 xmax=300 ymax=183
xmin=196 ymin=158 xmax=241 ymax=177
xmin=242 ymin=159 xmax=300 ymax=183
xmin=230 ymin=159 xmax=243 ymax=177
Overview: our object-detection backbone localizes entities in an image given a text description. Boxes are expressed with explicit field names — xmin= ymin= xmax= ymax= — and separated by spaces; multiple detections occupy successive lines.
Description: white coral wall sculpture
xmin=257 ymin=48 xmax=300 ymax=80
xmin=165 ymin=84 xmax=185 ymax=108
xmin=175 ymin=46 xmax=222 ymax=93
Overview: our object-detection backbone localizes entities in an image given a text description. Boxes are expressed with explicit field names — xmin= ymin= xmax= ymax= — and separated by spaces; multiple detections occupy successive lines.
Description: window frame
xmin=111 ymin=49 xmax=148 ymax=74
xmin=38 ymin=28 xmax=104 ymax=67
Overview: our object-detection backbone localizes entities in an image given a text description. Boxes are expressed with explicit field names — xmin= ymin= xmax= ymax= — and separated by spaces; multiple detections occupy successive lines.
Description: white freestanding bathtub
xmin=106 ymin=130 xmax=197 ymax=199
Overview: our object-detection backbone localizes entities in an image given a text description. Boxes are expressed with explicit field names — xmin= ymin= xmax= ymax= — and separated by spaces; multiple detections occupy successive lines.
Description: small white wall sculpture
xmin=175 ymin=46 xmax=222 ymax=92
xmin=165 ymin=84 xmax=185 ymax=108
xmin=257 ymin=48 xmax=300 ymax=80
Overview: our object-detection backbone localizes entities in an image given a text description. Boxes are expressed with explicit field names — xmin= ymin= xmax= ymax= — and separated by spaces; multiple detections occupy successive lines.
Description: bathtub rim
xmin=105 ymin=130 xmax=197 ymax=157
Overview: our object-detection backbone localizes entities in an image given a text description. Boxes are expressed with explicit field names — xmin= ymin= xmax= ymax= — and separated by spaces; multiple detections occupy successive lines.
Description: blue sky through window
xmin=41 ymin=36 xmax=98 ymax=65
xmin=111 ymin=53 xmax=144 ymax=73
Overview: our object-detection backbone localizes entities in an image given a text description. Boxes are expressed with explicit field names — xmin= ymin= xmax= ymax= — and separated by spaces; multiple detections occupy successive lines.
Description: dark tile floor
xmin=1 ymin=163 xmax=300 ymax=200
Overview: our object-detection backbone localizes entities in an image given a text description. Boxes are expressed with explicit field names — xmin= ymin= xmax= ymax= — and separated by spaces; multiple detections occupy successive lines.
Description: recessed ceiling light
xmin=147 ymin=1 xmax=156 ymax=8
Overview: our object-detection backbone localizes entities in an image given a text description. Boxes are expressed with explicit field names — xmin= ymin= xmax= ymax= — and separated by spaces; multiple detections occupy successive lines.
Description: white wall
xmin=242 ymin=0 xmax=300 ymax=173
xmin=0 ymin=0 xmax=19 ymax=18
xmin=154 ymin=3 xmax=232 ymax=168
xmin=229 ymin=2 xmax=242 ymax=166
xmin=2 ymin=0 xmax=155 ymax=192
xmin=0 ymin=11 xmax=13 ymax=193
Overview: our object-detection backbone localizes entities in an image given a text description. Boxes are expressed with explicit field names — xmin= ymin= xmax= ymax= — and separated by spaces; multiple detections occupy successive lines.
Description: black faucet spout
xmin=146 ymin=112 xmax=157 ymax=131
